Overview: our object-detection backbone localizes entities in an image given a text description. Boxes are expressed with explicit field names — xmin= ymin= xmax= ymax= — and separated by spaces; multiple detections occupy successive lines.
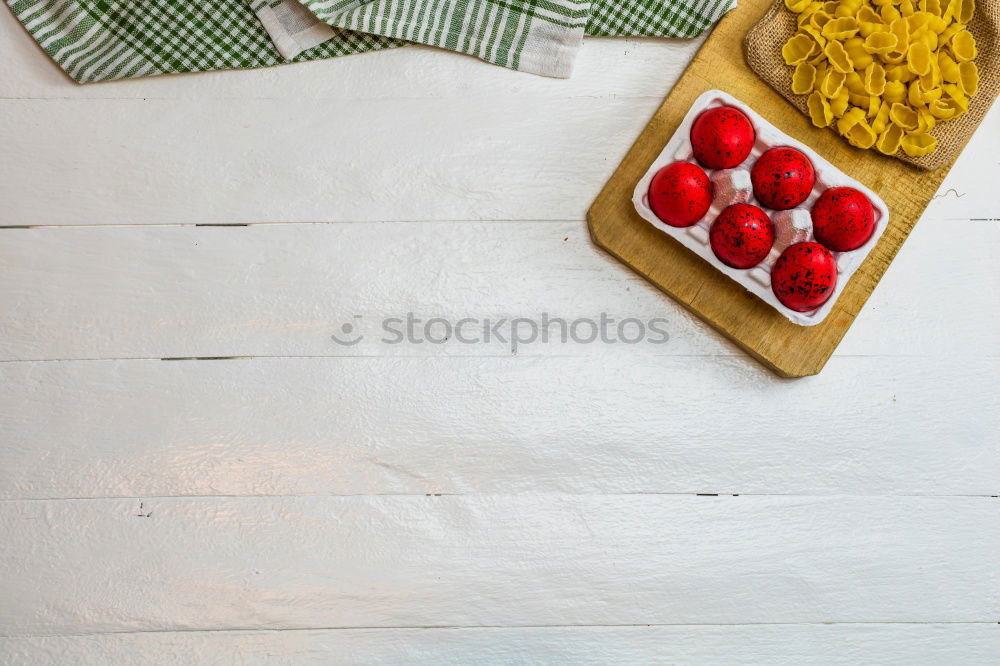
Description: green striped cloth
xmin=5 ymin=0 xmax=737 ymax=83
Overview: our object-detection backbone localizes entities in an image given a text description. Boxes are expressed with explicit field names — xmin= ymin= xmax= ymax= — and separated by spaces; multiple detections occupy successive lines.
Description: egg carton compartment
xmin=632 ymin=89 xmax=890 ymax=327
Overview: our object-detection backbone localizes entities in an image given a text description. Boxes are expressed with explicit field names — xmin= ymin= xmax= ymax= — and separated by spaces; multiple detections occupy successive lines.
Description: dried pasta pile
xmin=781 ymin=0 xmax=979 ymax=157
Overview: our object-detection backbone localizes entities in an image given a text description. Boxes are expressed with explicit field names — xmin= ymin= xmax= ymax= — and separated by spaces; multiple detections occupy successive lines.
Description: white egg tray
xmin=632 ymin=89 xmax=890 ymax=326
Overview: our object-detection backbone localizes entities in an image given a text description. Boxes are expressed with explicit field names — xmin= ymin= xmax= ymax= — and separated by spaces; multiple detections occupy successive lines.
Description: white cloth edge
xmin=256 ymin=4 xmax=336 ymax=60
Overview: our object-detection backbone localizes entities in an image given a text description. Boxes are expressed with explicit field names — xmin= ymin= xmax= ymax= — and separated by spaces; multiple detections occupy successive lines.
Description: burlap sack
xmin=744 ymin=0 xmax=999 ymax=170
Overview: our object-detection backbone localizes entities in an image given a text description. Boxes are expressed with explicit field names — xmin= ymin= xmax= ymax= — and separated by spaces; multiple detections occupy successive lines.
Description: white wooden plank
xmin=0 ymin=7 xmax=700 ymax=102
xmin=1 ymin=96 xmax=995 ymax=226
xmin=1 ymin=355 xmax=997 ymax=499
xmin=0 ymin=219 xmax=996 ymax=361
xmin=2 ymin=624 xmax=998 ymax=665
xmin=928 ymin=96 xmax=1000 ymax=220
xmin=0 ymin=97 xmax=659 ymax=225
xmin=0 ymin=221 xmax=722 ymax=359
xmin=1 ymin=495 xmax=997 ymax=635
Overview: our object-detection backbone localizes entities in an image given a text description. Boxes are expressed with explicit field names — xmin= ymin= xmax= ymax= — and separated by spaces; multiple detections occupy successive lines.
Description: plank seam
xmin=2 ymin=354 xmax=999 ymax=364
xmin=1 ymin=494 xmax=997 ymax=502
xmin=0 ymin=216 xmax=987 ymax=228
xmin=4 ymin=620 xmax=999 ymax=641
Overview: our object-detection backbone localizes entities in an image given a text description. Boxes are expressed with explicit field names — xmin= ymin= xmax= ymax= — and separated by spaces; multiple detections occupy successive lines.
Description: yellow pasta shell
xmin=950 ymin=30 xmax=977 ymax=62
xmin=845 ymin=71 xmax=867 ymax=94
xmin=942 ymin=82 xmax=969 ymax=111
xmin=857 ymin=7 xmax=887 ymax=36
xmin=810 ymin=10 xmax=835 ymax=28
xmin=786 ymin=0 xmax=814 ymax=12
xmin=864 ymin=62 xmax=888 ymax=94
xmin=825 ymin=39 xmax=855 ymax=72
xmin=813 ymin=60 xmax=829 ymax=83
xmin=889 ymin=102 xmax=919 ymax=129
xmin=863 ymin=31 xmax=899 ymax=53
xmin=880 ymin=4 xmax=902 ymax=22
xmin=872 ymin=101 xmax=892 ymax=133
xmin=867 ymin=94 xmax=882 ymax=118
xmin=935 ymin=97 xmax=966 ymax=119
xmin=920 ymin=0 xmax=942 ymax=15
xmin=906 ymin=11 xmax=931 ymax=32
xmin=928 ymin=98 xmax=957 ymax=119
xmin=848 ymin=91 xmax=872 ymax=107
xmin=808 ymin=91 xmax=835 ymax=127
xmin=948 ymin=101 xmax=968 ymax=119
xmin=918 ymin=30 xmax=938 ymax=51
xmin=820 ymin=68 xmax=847 ymax=96
xmin=938 ymin=23 xmax=962 ymax=47
xmin=906 ymin=42 xmax=932 ymax=75
xmin=857 ymin=6 xmax=882 ymax=23
xmin=940 ymin=0 xmax=957 ymax=21
xmin=958 ymin=0 xmax=975 ymax=23
xmin=823 ymin=16 xmax=861 ymax=39
xmin=881 ymin=48 xmax=908 ymax=64
xmin=845 ymin=36 xmax=874 ymax=68
xmin=920 ymin=83 xmax=943 ymax=104
xmin=848 ymin=120 xmax=878 ymax=148
xmin=911 ymin=76 xmax=944 ymax=105
xmin=919 ymin=60 xmax=940 ymax=90
xmin=903 ymin=108 xmax=932 ymax=134
xmin=859 ymin=20 xmax=890 ymax=37
xmin=876 ymin=123 xmax=904 ymax=154
xmin=831 ymin=88 xmax=851 ymax=116
xmin=901 ymin=132 xmax=937 ymax=156
xmin=836 ymin=106 xmax=868 ymax=134
xmin=883 ymin=80 xmax=907 ymax=103
xmin=938 ymin=52 xmax=960 ymax=82
xmin=836 ymin=0 xmax=862 ymax=17
xmin=801 ymin=24 xmax=828 ymax=48
xmin=916 ymin=108 xmax=937 ymax=133
xmin=783 ymin=33 xmax=817 ymax=64
xmin=792 ymin=63 xmax=818 ymax=94
xmin=886 ymin=63 xmax=916 ymax=82
xmin=958 ymin=61 xmax=979 ymax=96
xmin=890 ymin=17 xmax=910 ymax=45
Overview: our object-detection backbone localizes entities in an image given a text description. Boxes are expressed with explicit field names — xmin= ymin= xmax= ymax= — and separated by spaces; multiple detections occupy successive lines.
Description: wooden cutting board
xmin=588 ymin=0 xmax=965 ymax=378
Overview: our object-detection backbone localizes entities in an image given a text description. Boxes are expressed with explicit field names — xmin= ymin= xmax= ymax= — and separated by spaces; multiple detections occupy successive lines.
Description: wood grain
xmin=0 ymin=220 xmax=996 ymax=361
xmin=3 ymin=624 xmax=999 ymax=665
xmin=587 ymin=0 xmax=977 ymax=377
xmin=3 ymin=356 xmax=997 ymax=500
xmin=1 ymin=496 xmax=997 ymax=635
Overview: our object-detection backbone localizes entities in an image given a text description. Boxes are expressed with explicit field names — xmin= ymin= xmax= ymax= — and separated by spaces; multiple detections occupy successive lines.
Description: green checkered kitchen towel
xmin=5 ymin=0 xmax=738 ymax=83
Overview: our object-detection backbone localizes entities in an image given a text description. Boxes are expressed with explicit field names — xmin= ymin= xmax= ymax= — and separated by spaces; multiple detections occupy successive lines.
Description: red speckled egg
xmin=709 ymin=204 xmax=774 ymax=269
xmin=648 ymin=161 xmax=713 ymax=227
xmin=771 ymin=242 xmax=838 ymax=312
xmin=690 ymin=106 xmax=756 ymax=169
xmin=751 ymin=147 xmax=815 ymax=210
xmin=811 ymin=186 xmax=875 ymax=252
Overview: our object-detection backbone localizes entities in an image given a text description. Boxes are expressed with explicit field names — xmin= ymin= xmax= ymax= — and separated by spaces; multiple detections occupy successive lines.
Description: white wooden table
xmin=1 ymin=7 xmax=998 ymax=663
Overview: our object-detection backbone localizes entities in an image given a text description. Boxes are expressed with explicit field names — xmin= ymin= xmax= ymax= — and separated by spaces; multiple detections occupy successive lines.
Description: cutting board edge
xmin=586 ymin=203 xmax=828 ymax=379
